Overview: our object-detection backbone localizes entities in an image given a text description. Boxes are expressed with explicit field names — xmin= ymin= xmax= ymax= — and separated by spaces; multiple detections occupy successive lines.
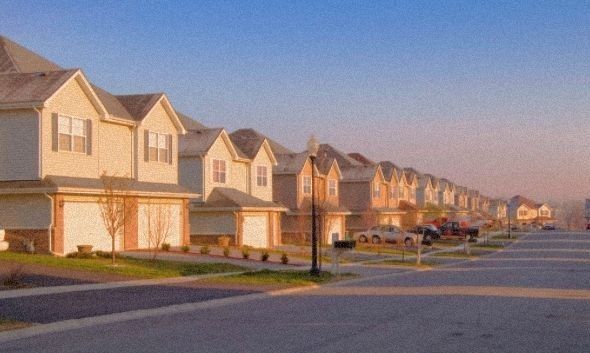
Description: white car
xmin=353 ymin=225 xmax=419 ymax=246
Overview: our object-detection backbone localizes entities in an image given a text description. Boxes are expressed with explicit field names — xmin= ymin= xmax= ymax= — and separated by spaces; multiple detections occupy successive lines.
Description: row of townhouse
xmin=0 ymin=36 xmax=552 ymax=255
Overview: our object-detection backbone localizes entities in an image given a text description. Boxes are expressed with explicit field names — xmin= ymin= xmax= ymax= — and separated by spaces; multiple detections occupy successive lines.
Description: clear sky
xmin=2 ymin=1 xmax=589 ymax=202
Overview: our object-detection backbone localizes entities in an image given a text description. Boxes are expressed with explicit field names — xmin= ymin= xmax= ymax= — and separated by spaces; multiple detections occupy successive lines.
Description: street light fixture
xmin=307 ymin=135 xmax=320 ymax=276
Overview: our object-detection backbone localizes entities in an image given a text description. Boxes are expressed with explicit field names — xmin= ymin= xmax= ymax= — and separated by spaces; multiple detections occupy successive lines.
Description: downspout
xmin=43 ymin=193 xmax=55 ymax=254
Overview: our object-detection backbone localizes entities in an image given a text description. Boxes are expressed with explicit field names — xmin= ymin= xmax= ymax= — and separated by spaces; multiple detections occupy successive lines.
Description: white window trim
xmin=256 ymin=165 xmax=268 ymax=187
xmin=58 ymin=114 xmax=87 ymax=154
xmin=148 ymin=131 xmax=170 ymax=163
xmin=303 ymin=175 xmax=312 ymax=195
xmin=211 ymin=159 xmax=228 ymax=184
xmin=328 ymin=179 xmax=338 ymax=197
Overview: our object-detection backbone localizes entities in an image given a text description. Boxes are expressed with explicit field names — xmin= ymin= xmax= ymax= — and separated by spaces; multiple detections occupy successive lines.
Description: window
xmin=212 ymin=159 xmax=226 ymax=183
xmin=303 ymin=176 xmax=312 ymax=194
xmin=328 ymin=179 xmax=337 ymax=196
xmin=373 ymin=183 xmax=381 ymax=198
xmin=58 ymin=115 xmax=86 ymax=153
xmin=256 ymin=166 xmax=268 ymax=187
xmin=519 ymin=210 xmax=528 ymax=217
xmin=390 ymin=186 xmax=397 ymax=199
xmin=540 ymin=209 xmax=549 ymax=216
xmin=148 ymin=132 xmax=170 ymax=163
xmin=399 ymin=187 xmax=405 ymax=199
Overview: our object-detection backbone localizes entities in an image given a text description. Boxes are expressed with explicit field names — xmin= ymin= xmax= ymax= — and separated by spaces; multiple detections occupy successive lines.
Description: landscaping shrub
xmin=261 ymin=250 xmax=270 ymax=262
xmin=281 ymin=252 xmax=289 ymax=264
xmin=65 ymin=252 xmax=94 ymax=259
xmin=161 ymin=243 xmax=171 ymax=251
xmin=223 ymin=247 xmax=230 ymax=257
xmin=242 ymin=247 xmax=250 ymax=259
xmin=95 ymin=250 xmax=119 ymax=259
xmin=181 ymin=245 xmax=190 ymax=253
xmin=2 ymin=264 xmax=24 ymax=288
xmin=200 ymin=245 xmax=210 ymax=255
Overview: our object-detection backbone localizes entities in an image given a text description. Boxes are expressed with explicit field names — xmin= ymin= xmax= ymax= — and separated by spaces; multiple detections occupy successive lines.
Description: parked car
xmin=353 ymin=225 xmax=419 ymax=246
xmin=439 ymin=221 xmax=479 ymax=241
xmin=542 ymin=224 xmax=556 ymax=230
xmin=408 ymin=224 xmax=441 ymax=245
xmin=587 ymin=223 xmax=590 ymax=231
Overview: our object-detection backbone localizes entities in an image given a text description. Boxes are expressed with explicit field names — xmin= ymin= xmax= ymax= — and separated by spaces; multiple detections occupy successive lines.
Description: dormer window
xmin=303 ymin=176 xmax=312 ymax=194
xmin=256 ymin=166 xmax=268 ymax=187
xmin=58 ymin=115 xmax=87 ymax=153
xmin=328 ymin=179 xmax=337 ymax=196
xmin=212 ymin=159 xmax=227 ymax=183
xmin=148 ymin=132 xmax=170 ymax=163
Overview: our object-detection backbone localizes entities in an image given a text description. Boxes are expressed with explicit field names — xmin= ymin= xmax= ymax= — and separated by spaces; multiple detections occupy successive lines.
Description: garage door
xmin=327 ymin=217 xmax=342 ymax=244
xmin=63 ymin=202 xmax=119 ymax=254
xmin=138 ymin=203 xmax=181 ymax=249
xmin=242 ymin=216 xmax=268 ymax=248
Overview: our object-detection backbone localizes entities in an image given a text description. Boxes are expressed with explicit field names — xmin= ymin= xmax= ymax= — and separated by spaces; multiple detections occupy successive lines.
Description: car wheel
xmin=371 ymin=236 xmax=381 ymax=244
xmin=404 ymin=238 xmax=414 ymax=247
xmin=358 ymin=235 xmax=368 ymax=243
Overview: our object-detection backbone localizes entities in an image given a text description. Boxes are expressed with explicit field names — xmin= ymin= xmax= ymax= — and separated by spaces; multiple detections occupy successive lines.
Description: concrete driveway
xmin=1 ymin=231 xmax=588 ymax=353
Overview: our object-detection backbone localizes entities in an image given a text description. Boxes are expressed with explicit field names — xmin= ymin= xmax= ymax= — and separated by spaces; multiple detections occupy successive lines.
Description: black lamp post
xmin=507 ymin=203 xmax=512 ymax=239
xmin=307 ymin=135 xmax=320 ymax=276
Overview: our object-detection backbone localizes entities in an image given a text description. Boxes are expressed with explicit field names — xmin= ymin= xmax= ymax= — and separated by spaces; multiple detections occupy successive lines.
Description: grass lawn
xmin=355 ymin=244 xmax=418 ymax=256
xmin=0 ymin=251 xmax=247 ymax=279
xmin=432 ymin=239 xmax=464 ymax=247
xmin=205 ymin=269 xmax=355 ymax=288
xmin=0 ymin=317 xmax=31 ymax=332
xmin=431 ymin=251 xmax=476 ymax=258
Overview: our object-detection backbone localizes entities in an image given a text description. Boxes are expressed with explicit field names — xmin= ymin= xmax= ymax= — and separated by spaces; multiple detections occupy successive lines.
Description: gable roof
xmin=116 ymin=93 xmax=163 ymax=121
xmin=378 ymin=161 xmax=400 ymax=182
xmin=274 ymin=152 xmax=309 ymax=175
xmin=347 ymin=152 xmax=375 ymax=166
xmin=510 ymin=195 xmax=538 ymax=209
xmin=202 ymin=187 xmax=284 ymax=210
xmin=179 ymin=128 xmax=232 ymax=157
xmin=177 ymin=111 xmax=207 ymax=131
xmin=317 ymin=144 xmax=363 ymax=168
xmin=0 ymin=70 xmax=78 ymax=107
xmin=0 ymin=36 xmax=61 ymax=74
xmin=228 ymin=129 xmax=278 ymax=165
xmin=0 ymin=35 xmax=134 ymax=122
xmin=402 ymin=168 xmax=420 ymax=185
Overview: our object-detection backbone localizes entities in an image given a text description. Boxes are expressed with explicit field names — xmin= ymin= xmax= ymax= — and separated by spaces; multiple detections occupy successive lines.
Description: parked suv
xmin=353 ymin=225 xmax=419 ymax=246
xmin=439 ymin=222 xmax=479 ymax=241
xmin=542 ymin=224 xmax=556 ymax=231
xmin=408 ymin=224 xmax=441 ymax=245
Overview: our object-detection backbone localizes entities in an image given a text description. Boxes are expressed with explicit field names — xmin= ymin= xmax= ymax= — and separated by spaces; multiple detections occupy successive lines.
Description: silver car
xmin=353 ymin=225 xmax=419 ymax=246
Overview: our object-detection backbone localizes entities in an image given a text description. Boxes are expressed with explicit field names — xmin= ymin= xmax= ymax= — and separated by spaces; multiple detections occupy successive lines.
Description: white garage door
xmin=243 ymin=216 xmax=268 ymax=248
xmin=327 ymin=217 xmax=342 ymax=244
xmin=63 ymin=202 xmax=119 ymax=254
xmin=138 ymin=203 xmax=182 ymax=249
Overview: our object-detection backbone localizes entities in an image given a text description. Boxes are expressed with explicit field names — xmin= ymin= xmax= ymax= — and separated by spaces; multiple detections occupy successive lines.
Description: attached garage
xmin=325 ymin=217 xmax=342 ymax=244
xmin=242 ymin=215 xmax=268 ymax=248
xmin=137 ymin=202 xmax=182 ymax=249
xmin=63 ymin=201 xmax=119 ymax=254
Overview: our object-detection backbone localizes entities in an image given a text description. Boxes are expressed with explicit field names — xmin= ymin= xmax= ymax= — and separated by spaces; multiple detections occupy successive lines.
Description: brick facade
xmin=4 ymin=229 xmax=50 ymax=253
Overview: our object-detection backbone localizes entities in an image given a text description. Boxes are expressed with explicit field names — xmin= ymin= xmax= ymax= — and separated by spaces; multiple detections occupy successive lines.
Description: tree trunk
xmin=112 ymin=235 xmax=116 ymax=265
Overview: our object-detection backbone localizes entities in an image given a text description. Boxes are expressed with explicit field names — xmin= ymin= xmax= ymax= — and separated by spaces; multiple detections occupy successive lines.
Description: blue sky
xmin=2 ymin=1 xmax=589 ymax=201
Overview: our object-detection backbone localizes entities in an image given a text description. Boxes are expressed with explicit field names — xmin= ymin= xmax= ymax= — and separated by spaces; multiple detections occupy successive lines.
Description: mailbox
xmin=333 ymin=240 xmax=356 ymax=249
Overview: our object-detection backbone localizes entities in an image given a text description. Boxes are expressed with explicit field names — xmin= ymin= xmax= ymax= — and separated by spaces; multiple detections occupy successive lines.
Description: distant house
xmin=489 ymin=199 xmax=507 ymax=221
xmin=509 ymin=195 xmax=554 ymax=226
xmin=318 ymin=145 xmax=403 ymax=231
xmin=467 ymin=189 xmax=480 ymax=212
xmin=438 ymin=179 xmax=455 ymax=208
xmin=0 ymin=36 xmax=195 ymax=255
xmin=178 ymin=125 xmax=285 ymax=248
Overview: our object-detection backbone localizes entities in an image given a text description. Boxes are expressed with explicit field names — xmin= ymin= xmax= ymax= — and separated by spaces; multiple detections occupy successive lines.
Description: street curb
xmin=0 ymin=282 xmax=321 ymax=344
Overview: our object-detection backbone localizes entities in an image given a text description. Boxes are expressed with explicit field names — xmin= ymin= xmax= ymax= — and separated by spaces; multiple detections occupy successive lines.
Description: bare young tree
xmin=98 ymin=173 xmax=131 ymax=265
xmin=145 ymin=202 xmax=173 ymax=260
xmin=557 ymin=200 xmax=585 ymax=230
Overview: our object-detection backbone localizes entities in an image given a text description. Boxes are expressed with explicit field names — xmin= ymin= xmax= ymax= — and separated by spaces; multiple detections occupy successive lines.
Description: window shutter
xmin=144 ymin=130 xmax=150 ymax=162
xmin=52 ymin=113 xmax=59 ymax=152
xmin=86 ymin=119 xmax=92 ymax=155
xmin=168 ymin=134 xmax=173 ymax=164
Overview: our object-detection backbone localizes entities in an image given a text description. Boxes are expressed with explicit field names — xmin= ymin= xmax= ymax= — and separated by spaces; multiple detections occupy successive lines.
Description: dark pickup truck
xmin=439 ymin=222 xmax=479 ymax=241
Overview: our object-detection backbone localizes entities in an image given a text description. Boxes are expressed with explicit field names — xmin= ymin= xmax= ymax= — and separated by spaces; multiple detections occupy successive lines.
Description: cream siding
xmin=0 ymin=109 xmax=39 ymax=180
xmin=0 ymin=194 xmax=51 ymax=229
xmin=41 ymin=78 xmax=101 ymax=178
xmin=136 ymin=101 xmax=179 ymax=184
xmin=242 ymin=215 xmax=268 ymax=248
xmin=98 ymin=121 xmax=133 ymax=177
xmin=250 ymin=148 xmax=273 ymax=202
xmin=202 ymin=135 xmax=239 ymax=200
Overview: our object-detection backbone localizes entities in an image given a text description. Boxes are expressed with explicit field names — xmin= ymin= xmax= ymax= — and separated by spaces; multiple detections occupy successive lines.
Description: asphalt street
xmin=1 ymin=231 xmax=588 ymax=353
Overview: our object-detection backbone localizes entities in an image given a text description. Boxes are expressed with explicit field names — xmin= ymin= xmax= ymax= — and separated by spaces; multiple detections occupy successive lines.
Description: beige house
xmin=178 ymin=124 xmax=285 ymax=248
xmin=378 ymin=161 xmax=402 ymax=209
xmin=0 ymin=36 xmax=194 ymax=255
xmin=317 ymin=145 xmax=403 ymax=232
xmin=438 ymin=179 xmax=455 ymax=207
xmin=509 ymin=195 xmax=554 ymax=226
xmin=489 ymin=199 xmax=507 ymax=221
xmin=467 ymin=189 xmax=480 ymax=212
